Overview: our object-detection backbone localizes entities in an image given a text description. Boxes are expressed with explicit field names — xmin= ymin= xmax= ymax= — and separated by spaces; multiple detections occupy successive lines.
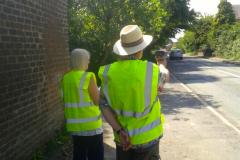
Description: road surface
xmin=160 ymin=57 xmax=240 ymax=160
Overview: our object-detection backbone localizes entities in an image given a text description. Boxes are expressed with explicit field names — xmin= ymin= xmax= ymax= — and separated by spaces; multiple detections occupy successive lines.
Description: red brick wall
xmin=0 ymin=0 xmax=69 ymax=159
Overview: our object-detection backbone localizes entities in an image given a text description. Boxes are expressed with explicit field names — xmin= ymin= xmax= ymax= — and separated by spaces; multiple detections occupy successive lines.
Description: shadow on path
xmin=168 ymin=59 xmax=220 ymax=84
xmin=160 ymin=81 xmax=220 ymax=115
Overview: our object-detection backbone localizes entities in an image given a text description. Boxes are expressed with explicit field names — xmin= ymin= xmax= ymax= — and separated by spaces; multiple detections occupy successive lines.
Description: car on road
xmin=169 ymin=49 xmax=183 ymax=60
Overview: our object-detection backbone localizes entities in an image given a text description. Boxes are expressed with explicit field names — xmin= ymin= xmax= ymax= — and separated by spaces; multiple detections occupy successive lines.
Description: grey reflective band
xmin=128 ymin=118 xmax=161 ymax=136
xmin=114 ymin=107 xmax=151 ymax=118
xmin=131 ymin=136 xmax=161 ymax=149
xmin=145 ymin=62 xmax=153 ymax=108
xmin=70 ymin=128 xmax=103 ymax=136
xmin=66 ymin=115 xmax=100 ymax=124
xmin=64 ymin=72 xmax=94 ymax=108
xmin=114 ymin=96 xmax=158 ymax=118
xmin=102 ymin=65 xmax=112 ymax=106
xmin=64 ymin=102 xmax=94 ymax=108
xmin=79 ymin=72 xmax=88 ymax=102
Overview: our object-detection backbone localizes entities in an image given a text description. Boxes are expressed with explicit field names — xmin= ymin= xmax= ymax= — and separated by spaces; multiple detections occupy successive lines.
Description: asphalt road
xmin=168 ymin=57 xmax=240 ymax=129
xmin=159 ymin=57 xmax=240 ymax=160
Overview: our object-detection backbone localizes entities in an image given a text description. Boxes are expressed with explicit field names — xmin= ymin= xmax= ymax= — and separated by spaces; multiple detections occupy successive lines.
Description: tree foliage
xmin=178 ymin=0 xmax=240 ymax=60
xmin=177 ymin=31 xmax=196 ymax=53
xmin=214 ymin=23 xmax=240 ymax=58
xmin=216 ymin=0 xmax=236 ymax=25
xmin=68 ymin=0 xmax=168 ymax=72
xmin=68 ymin=0 xmax=195 ymax=72
xmin=192 ymin=16 xmax=216 ymax=50
xmin=159 ymin=0 xmax=195 ymax=43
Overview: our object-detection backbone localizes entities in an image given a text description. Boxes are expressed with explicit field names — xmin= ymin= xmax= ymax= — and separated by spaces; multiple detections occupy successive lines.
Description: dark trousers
xmin=72 ymin=134 xmax=104 ymax=160
xmin=116 ymin=142 xmax=161 ymax=160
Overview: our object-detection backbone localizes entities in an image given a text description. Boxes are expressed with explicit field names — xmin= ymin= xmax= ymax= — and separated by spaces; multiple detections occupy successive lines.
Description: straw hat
xmin=113 ymin=25 xmax=153 ymax=56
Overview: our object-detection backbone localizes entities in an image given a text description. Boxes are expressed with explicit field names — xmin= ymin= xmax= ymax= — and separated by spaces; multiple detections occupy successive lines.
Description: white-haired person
xmin=60 ymin=49 xmax=103 ymax=160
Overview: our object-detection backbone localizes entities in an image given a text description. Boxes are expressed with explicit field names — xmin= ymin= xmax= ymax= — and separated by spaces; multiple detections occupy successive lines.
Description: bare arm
xmin=158 ymin=64 xmax=170 ymax=92
xmin=101 ymin=106 xmax=132 ymax=150
xmin=165 ymin=68 xmax=170 ymax=82
xmin=102 ymin=107 xmax=122 ymax=131
xmin=88 ymin=76 xmax=99 ymax=105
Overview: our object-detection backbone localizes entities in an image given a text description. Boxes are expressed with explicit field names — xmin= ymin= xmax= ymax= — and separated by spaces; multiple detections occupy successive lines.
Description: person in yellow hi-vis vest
xmin=98 ymin=25 xmax=165 ymax=160
xmin=61 ymin=49 xmax=104 ymax=160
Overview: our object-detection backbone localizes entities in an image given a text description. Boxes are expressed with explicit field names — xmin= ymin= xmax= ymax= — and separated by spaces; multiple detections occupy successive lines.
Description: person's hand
xmin=158 ymin=85 xmax=164 ymax=92
xmin=119 ymin=129 xmax=132 ymax=151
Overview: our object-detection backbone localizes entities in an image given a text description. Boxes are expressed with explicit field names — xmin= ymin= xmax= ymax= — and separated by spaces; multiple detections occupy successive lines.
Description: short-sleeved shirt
xmin=158 ymin=64 xmax=169 ymax=94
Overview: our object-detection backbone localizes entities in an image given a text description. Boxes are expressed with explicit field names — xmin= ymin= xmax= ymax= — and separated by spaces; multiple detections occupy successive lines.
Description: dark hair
xmin=155 ymin=50 xmax=166 ymax=58
xmin=119 ymin=51 xmax=142 ymax=60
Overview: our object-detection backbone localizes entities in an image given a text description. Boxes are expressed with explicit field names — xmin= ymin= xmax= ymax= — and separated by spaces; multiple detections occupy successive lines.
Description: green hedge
xmin=213 ymin=23 xmax=240 ymax=59
xmin=178 ymin=22 xmax=240 ymax=60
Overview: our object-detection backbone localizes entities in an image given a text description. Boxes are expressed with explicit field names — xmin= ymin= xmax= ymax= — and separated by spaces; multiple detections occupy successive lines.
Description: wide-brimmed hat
xmin=113 ymin=25 xmax=153 ymax=56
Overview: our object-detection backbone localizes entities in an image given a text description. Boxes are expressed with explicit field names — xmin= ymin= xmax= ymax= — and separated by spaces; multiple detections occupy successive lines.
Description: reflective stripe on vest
xmin=66 ymin=115 xmax=100 ymax=124
xmin=70 ymin=128 xmax=103 ymax=136
xmin=65 ymin=102 xmax=94 ymax=108
xmin=114 ymin=96 xmax=158 ymax=118
xmin=64 ymin=72 xmax=93 ymax=108
xmin=144 ymin=62 xmax=153 ymax=108
xmin=102 ymin=62 xmax=156 ymax=118
xmin=128 ymin=118 xmax=161 ymax=136
xmin=102 ymin=65 xmax=112 ymax=106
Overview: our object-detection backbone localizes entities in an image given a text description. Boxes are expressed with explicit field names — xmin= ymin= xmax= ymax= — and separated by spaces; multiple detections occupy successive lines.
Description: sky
xmin=173 ymin=0 xmax=240 ymax=41
xmin=190 ymin=0 xmax=240 ymax=15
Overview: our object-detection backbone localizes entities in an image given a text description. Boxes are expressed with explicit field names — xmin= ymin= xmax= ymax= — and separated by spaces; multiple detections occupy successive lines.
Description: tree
xmin=177 ymin=31 xmax=196 ymax=53
xmin=191 ymin=16 xmax=216 ymax=51
xmin=68 ymin=0 xmax=195 ymax=73
xmin=68 ymin=0 xmax=167 ymax=72
xmin=177 ymin=15 xmax=216 ymax=54
xmin=159 ymin=0 xmax=196 ymax=44
xmin=213 ymin=23 xmax=240 ymax=57
xmin=216 ymin=0 xmax=236 ymax=25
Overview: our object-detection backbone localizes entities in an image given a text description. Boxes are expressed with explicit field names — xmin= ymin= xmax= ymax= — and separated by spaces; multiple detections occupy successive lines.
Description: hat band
xmin=121 ymin=37 xmax=144 ymax=47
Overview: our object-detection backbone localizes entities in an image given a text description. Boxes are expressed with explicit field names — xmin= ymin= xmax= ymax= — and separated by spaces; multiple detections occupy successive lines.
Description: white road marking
xmin=217 ymin=69 xmax=240 ymax=79
xmin=198 ymin=66 xmax=212 ymax=69
xmin=183 ymin=58 xmax=240 ymax=79
xmin=171 ymin=74 xmax=240 ymax=135
xmin=199 ymin=59 xmax=240 ymax=78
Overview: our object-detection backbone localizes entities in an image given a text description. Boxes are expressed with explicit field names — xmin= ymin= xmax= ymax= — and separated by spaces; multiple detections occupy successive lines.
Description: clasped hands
xmin=118 ymin=128 xmax=132 ymax=151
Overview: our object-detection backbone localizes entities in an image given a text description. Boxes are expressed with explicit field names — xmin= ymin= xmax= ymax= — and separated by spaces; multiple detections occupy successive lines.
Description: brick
xmin=0 ymin=0 xmax=69 ymax=160
xmin=7 ymin=15 xmax=17 ymax=22
xmin=6 ymin=0 xmax=15 ymax=8
xmin=0 ymin=27 xmax=8 ymax=34
xmin=3 ymin=6 xmax=11 ymax=14
xmin=1 ymin=36 xmax=11 ymax=41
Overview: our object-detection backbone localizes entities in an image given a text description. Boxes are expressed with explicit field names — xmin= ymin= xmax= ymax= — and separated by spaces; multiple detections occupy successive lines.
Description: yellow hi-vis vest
xmin=98 ymin=60 xmax=164 ymax=146
xmin=62 ymin=70 xmax=102 ymax=135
